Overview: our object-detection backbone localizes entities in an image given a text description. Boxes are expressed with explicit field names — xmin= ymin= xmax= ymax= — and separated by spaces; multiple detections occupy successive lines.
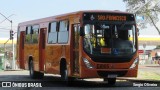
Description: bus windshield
xmin=83 ymin=23 xmax=136 ymax=56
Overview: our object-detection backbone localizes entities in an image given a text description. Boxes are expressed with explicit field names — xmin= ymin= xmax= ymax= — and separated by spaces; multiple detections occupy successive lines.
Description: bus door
xmin=19 ymin=31 xmax=25 ymax=69
xmin=72 ymin=24 xmax=80 ymax=74
xmin=39 ymin=28 xmax=46 ymax=71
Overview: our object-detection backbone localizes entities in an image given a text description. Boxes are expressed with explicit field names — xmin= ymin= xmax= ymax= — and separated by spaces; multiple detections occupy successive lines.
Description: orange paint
xmin=17 ymin=10 xmax=138 ymax=80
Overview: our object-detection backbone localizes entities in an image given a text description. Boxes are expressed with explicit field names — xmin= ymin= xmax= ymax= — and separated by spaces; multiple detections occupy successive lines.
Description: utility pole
xmin=0 ymin=12 xmax=15 ymax=70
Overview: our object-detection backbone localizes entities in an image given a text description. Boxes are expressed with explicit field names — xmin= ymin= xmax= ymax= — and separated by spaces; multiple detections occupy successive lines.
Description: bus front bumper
xmin=80 ymin=67 xmax=138 ymax=79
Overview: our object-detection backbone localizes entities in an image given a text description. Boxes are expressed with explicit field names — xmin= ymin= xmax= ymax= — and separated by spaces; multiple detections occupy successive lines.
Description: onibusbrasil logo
xmin=1 ymin=82 xmax=42 ymax=87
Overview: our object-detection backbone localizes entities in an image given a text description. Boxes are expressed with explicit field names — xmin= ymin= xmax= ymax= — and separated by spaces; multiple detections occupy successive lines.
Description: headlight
xmin=82 ymin=58 xmax=94 ymax=69
xmin=130 ymin=58 xmax=139 ymax=69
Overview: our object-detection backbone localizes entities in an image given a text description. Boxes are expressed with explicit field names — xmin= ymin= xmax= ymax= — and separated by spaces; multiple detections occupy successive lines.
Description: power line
xmin=0 ymin=13 xmax=12 ymax=23
xmin=0 ymin=30 xmax=11 ymax=32
xmin=0 ymin=27 xmax=10 ymax=30
xmin=0 ymin=28 xmax=16 ymax=31
xmin=0 ymin=26 xmax=17 ymax=27
xmin=0 ymin=14 xmax=15 ymax=24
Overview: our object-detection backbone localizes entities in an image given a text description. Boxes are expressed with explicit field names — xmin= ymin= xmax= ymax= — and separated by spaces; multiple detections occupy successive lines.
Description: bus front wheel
xmin=61 ymin=65 xmax=68 ymax=82
xmin=108 ymin=78 xmax=116 ymax=85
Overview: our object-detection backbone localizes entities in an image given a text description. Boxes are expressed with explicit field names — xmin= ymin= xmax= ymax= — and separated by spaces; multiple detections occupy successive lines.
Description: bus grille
xmin=91 ymin=57 xmax=132 ymax=63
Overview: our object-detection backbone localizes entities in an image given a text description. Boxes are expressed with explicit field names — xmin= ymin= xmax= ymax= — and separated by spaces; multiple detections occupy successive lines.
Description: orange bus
xmin=17 ymin=10 xmax=139 ymax=85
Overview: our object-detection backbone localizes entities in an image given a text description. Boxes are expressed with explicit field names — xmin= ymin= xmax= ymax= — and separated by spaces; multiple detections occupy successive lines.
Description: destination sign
xmin=98 ymin=15 xmax=126 ymax=21
xmin=83 ymin=13 xmax=135 ymax=21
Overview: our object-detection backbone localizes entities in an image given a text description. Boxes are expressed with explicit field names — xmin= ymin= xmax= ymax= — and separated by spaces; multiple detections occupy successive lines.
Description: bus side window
xmin=58 ymin=20 xmax=69 ymax=43
xmin=25 ymin=26 xmax=32 ymax=43
xmin=48 ymin=22 xmax=58 ymax=44
xmin=32 ymin=25 xmax=39 ymax=43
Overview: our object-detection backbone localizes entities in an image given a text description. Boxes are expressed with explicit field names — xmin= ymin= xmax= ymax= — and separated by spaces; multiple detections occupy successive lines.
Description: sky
xmin=0 ymin=0 xmax=159 ymax=39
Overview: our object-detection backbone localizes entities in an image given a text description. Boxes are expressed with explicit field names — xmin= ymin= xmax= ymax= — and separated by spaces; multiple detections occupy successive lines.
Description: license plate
xmin=108 ymin=74 xmax=117 ymax=78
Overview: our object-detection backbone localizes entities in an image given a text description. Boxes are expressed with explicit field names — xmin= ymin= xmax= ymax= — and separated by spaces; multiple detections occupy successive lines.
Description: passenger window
xmin=32 ymin=25 xmax=39 ymax=43
xmin=58 ymin=20 xmax=69 ymax=43
xmin=48 ymin=22 xmax=58 ymax=44
xmin=25 ymin=26 xmax=32 ymax=43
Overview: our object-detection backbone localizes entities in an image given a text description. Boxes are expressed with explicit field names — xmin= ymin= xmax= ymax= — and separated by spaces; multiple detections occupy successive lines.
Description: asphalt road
xmin=0 ymin=70 xmax=160 ymax=90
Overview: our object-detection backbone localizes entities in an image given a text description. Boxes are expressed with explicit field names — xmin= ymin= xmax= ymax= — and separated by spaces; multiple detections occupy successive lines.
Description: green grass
xmin=137 ymin=70 xmax=160 ymax=80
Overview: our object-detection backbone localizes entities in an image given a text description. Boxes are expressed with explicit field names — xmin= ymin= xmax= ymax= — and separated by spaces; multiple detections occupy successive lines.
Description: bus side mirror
xmin=80 ymin=27 xmax=84 ymax=36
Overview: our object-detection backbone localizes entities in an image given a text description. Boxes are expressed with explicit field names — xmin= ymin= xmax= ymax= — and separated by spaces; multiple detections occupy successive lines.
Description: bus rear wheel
xmin=29 ymin=60 xmax=44 ymax=79
xmin=29 ymin=60 xmax=36 ymax=79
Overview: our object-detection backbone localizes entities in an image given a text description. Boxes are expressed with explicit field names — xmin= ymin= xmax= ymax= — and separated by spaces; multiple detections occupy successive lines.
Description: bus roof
xmin=18 ymin=10 xmax=133 ymax=26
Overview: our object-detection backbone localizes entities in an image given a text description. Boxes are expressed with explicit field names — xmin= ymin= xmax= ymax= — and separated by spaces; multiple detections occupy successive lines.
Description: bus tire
xmin=60 ymin=60 xmax=76 ymax=86
xmin=29 ymin=60 xmax=37 ymax=79
xmin=108 ymin=78 xmax=116 ymax=85
xmin=103 ymin=78 xmax=107 ymax=82
xmin=36 ymin=72 xmax=44 ymax=79
xmin=61 ymin=64 xmax=68 ymax=82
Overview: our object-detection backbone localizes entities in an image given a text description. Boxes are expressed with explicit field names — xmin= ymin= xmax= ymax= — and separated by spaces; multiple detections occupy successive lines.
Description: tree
xmin=123 ymin=0 xmax=160 ymax=35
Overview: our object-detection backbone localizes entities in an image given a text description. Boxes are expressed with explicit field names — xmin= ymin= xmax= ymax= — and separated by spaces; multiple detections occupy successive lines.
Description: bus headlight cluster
xmin=130 ymin=58 xmax=139 ymax=69
xmin=82 ymin=58 xmax=94 ymax=69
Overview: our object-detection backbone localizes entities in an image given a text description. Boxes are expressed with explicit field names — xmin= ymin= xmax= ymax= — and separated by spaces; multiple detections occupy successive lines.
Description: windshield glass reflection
xmin=83 ymin=24 xmax=136 ymax=56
